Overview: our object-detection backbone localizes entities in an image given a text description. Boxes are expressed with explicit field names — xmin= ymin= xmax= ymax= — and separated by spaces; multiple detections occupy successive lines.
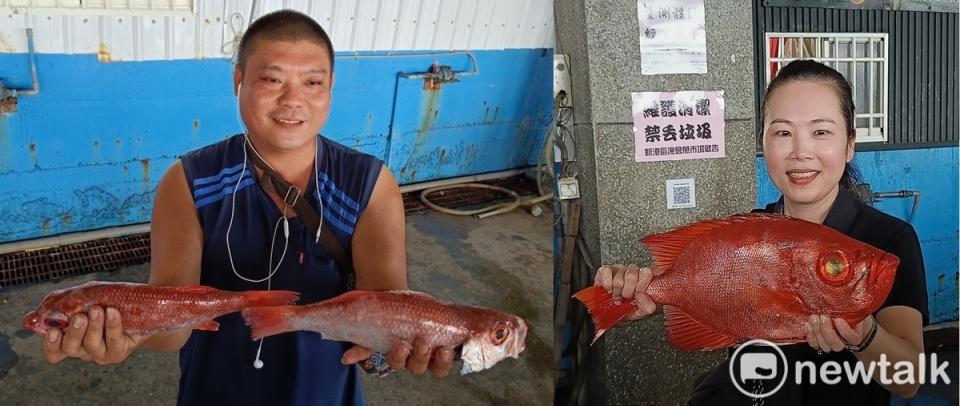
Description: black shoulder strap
xmin=245 ymin=140 xmax=356 ymax=289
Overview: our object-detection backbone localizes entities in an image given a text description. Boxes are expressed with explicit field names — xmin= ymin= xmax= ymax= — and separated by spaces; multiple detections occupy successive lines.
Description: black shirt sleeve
xmin=878 ymin=225 xmax=930 ymax=326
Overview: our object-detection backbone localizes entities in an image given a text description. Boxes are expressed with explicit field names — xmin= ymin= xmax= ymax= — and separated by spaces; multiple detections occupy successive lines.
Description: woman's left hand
xmin=805 ymin=314 xmax=874 ymax=353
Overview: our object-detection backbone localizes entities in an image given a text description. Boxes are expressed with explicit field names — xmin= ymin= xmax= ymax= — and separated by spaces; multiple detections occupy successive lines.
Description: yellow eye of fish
xmin=825 ymin=259 xmax=843 ymax=277
xmin=819 ymin=251 xmax=850 ymax=284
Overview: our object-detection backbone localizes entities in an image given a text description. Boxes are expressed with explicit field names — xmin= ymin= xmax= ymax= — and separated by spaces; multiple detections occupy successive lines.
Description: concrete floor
xmin=0 ymin=209 xmax=554 ymax=405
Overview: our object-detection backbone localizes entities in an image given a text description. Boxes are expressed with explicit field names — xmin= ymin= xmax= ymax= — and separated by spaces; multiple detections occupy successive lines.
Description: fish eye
xmin=491 ymin=324 xmax=509 ymax=344
xmin=44 ymin=319 xmax=65 ymax=328
xmin=819 ymin=251 xmax=850 ymax=284
xmin=825 ymin=259 xmax=843 ymax=277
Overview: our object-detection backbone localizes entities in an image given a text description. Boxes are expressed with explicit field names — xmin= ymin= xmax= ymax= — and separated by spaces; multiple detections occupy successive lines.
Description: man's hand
xmin=42 ymin=306 xmax=148 ymax=365
xmin=341 ymin=338 xmax=456 ymax=378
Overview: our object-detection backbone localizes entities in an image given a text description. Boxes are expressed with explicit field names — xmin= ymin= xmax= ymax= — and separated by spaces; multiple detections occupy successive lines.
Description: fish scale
xmin=575 ymin=213 xmax=899 ymax=351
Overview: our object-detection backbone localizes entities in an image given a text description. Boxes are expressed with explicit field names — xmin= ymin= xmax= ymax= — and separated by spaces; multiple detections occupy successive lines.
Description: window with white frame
xmin=0 ymin=0 xmax=194 ymax=15
xmin=765 ymin=33 xmax=889 ymax=143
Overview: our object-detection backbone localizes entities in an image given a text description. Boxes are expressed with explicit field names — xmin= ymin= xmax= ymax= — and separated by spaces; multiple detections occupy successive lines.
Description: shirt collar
xmin=773 ymin=187 xmax=859 ymax=233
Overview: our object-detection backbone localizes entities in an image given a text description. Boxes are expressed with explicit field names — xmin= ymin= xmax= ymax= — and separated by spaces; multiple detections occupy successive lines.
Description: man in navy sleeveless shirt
xmin=40 ymin=10 xmax=455 ymax=405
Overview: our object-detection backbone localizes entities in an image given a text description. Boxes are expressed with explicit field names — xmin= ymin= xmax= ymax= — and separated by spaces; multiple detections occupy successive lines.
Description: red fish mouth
xmin=22 ymin=312 xmax=44 ymax=335
xmin=515 ymin=318 xmax=528 ymax=356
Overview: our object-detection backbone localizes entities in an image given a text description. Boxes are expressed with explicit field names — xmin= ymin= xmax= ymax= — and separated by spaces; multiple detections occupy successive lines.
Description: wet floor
xmin=0 ymin=209 xmax=554 ymax=405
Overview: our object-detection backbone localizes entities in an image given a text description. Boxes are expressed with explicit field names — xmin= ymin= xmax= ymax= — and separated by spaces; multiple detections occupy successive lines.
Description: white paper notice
xmin=632 ymin=90 xmax=726 ymax=162
xmin=637 ymin=0 xmax=707 ymax=75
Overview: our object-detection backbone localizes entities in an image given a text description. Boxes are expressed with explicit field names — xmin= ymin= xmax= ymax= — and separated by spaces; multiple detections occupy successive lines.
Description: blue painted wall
xmin=0 ymin=49 xmax=553 ymax=243
xmin=757 ymin=147 xmax=959 ymax=324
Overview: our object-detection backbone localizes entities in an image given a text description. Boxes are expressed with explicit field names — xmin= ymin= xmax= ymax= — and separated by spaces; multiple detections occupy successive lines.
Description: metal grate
xmin=0 ymin=176 xmax=539 ymax=288
xmin=402 ymin=175 xmax=541 ymax=215
xmin=0 ymin=233 xmax=151 ymax=288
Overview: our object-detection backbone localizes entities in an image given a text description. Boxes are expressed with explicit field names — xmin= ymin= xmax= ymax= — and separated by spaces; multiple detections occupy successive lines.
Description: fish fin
xmin=242 ymin=290 xmax=301 ymax=307
xmin=641 ymin=213 xmax=782 ymax=274
xmin=664 ymin=306 xmax=736 ymax=351
xmin=192 ymin=320 xmax=220 ymax=331
xmin=241 ymin=306 xmax=296 ymax=341
xmin=572 ymin=286 xmax=638 ymax=345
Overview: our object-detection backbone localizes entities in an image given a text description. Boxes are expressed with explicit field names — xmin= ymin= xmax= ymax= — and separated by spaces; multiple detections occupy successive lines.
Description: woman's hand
xmin=805 ymin=314 xmax=875 ymax=352
xmin=594 ymin=264 xmax=658 ymax=322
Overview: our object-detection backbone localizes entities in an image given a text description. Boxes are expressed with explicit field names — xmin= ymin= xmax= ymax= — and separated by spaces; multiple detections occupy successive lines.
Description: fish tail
xmin=572 ymin=286 xmax=637 ymax=345
xmin=241 ymin=306 xmax=296 ymax=341
xmin=241 ymin=290 xmax=300 ymax=307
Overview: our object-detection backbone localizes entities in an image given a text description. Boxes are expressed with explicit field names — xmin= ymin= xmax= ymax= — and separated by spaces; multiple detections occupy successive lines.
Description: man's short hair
xmin=236 ymin=9 xmax=334 ymax=73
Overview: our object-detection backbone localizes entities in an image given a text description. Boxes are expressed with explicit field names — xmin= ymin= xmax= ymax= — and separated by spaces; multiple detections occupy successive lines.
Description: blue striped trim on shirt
xmin=193 ymin=163 xmax=245 ymax=187
xmin=314 ymin=174 xmax=361 ymax=236
xmin=317 ymin=172 xmax=361 ymax=211
xmin=321 ymin=206 xmax=356 ymax=236
xmin=194 ymin=169 xmax=253 ymax=199
xmin=194 ymin=165 xmax=256 ymax=208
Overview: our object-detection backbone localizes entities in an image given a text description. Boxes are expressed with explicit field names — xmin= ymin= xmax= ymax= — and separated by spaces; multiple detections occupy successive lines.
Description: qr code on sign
xmin=666 ymin=179 xmax=695 ymax=209
xmin=672 ymin=185 xmax=691 ymax=205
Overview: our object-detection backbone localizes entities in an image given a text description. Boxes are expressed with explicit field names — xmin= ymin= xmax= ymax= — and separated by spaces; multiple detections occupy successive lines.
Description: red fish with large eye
xmin=241 ymin=290 xmax=527 ymax=374
xmin=573 ymin=213 xmax=899 ymax=350
xmin=23 ymin=281 xmax=299 ymax=336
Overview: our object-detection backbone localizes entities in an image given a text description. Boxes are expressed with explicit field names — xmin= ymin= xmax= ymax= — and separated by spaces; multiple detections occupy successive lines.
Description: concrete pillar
xmin=555 ymin=0 xmax=758 ymax=403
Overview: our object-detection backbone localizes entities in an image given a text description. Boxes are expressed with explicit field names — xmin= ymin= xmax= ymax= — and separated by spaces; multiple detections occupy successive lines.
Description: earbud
xmin=236 ymin=81 xmax=242 ymax=98
xmin=254 ymin=337 xmax=265 ymax=369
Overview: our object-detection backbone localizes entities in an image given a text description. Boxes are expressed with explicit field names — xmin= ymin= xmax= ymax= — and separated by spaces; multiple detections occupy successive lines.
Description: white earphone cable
xmin=231 ymin=80 xmax=325 ymax=369
xmin=227 ymin=139 xmax=288 ymax=284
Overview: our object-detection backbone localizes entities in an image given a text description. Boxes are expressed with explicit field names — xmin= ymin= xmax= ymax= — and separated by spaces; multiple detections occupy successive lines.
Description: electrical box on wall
xmin=558 ymin=177 xmax=581 ymax=200
xmin=554 ymin=54 xmax=573 ymax=106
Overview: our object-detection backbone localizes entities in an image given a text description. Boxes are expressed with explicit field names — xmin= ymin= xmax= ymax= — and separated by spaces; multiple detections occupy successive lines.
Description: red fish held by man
xmin=573 ymin=213 xmax=899 ymax=351
xmin=23 ymin=281 xmax=300 ymax=336
xmin=241 ymin=290 xmax=527 ymax=374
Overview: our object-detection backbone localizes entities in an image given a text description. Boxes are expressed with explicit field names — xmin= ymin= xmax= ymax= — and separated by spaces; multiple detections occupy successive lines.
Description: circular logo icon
xmin=728 ymin=339 xmax=788 ymax=399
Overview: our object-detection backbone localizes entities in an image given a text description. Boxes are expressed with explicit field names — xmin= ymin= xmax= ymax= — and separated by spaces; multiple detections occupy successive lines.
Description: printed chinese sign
xmin=632 ymin=91 xmax=725 ymax=162
xmin=637 ymin=0 xmax=707 ymax=75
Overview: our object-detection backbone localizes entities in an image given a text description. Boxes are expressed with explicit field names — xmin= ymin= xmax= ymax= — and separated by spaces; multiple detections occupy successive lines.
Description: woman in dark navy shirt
xmin=595 ymin=60 xmax=928 ymax=405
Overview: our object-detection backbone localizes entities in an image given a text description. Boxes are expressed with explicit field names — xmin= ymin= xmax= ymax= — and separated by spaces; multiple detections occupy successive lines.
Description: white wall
xmin=0 ymin=0 xmax=555 ymax=60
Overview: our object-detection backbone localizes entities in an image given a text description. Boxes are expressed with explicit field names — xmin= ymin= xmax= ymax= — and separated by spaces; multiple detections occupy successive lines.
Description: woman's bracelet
xmin=846 ymin=317 xmax=879 ymax=353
